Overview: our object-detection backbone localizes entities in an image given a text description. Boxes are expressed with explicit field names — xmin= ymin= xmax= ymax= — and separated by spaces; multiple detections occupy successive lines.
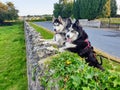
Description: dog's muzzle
xmin=54 ymin=29 xmax=56 ymax=31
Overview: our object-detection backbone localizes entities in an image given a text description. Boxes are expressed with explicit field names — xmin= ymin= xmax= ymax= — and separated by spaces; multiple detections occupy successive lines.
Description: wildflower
xmin=66 ymin=60 xmax=72 ymax=65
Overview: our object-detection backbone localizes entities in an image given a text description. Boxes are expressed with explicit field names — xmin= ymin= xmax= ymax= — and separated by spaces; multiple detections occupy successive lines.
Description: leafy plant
xmin=40 ymin=52 xmax=120 ymax=90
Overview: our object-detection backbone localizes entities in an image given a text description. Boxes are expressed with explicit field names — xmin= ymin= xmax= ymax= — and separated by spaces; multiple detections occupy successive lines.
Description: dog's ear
xmin=58 ymin=16 xmax=64 ymax=24
xmin=66 ymin=18 xmax=72 ymax=28
xmin=75 ymin=20 xmax=79 ymax=26
xmin=52 ymin=16 xmax=56 ymax=23
xmin=72 ymin=18 xmax=76 ymax=23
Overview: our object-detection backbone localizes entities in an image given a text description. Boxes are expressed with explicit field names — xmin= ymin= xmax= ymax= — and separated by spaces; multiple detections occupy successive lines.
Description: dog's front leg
xmin=65 ymin=42 xmax=76 ymax=48
xmin=59 ymin=42 xmax=76 ymax=52
xmin=59 ymin=46 xmax=67 ymax=52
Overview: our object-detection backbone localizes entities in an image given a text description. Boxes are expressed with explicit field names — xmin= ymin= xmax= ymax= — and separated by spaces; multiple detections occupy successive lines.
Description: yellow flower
xmin=61 ymin=88 xmax=64 ymax=90
xmin=66 ymin=60 xmax=72 ymax=65
xmin=64 ymin=78 xmax=68 ymax=82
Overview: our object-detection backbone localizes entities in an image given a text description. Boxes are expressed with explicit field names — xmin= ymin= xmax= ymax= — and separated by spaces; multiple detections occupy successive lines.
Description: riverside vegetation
xmin=30 ymin=22 xmax=120 ymax=90
xmin=0 ymin=22 xmax=27 ymax=90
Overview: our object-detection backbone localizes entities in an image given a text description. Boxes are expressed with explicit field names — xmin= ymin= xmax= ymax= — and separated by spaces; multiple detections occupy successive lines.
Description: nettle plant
xmin=40 ymin=52 xmax=120 ymax=90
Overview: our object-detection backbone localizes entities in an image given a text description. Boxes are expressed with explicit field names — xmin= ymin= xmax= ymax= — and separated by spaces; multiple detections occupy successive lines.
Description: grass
xmin=29 ymin=22 xmax=54 ymax=39
xmin=97 ymin=18 xmax=120 ymax=24
xmin=0 ymin=22 xmax=28 ymax=90
xmin=31 ymin=22 xmax=120 ymax=73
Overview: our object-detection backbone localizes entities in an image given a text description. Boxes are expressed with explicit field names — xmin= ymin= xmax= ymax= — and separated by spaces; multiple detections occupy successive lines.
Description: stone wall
xmin=79 ymin=19 xmax=101 ymax=28
xmin=24 ymin=21 xmax=58 ymax=90
xmin=79 ymin=19 xmax=120 ymax=29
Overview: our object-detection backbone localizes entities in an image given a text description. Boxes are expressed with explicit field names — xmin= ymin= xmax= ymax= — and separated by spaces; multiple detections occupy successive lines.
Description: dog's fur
xmin=43 ymin=16 xmax=68 ymax=46
xmin=61 ymin=19 xmax=104 ymax=71
xmin=52 ymin=16 xmax=67 ymax=46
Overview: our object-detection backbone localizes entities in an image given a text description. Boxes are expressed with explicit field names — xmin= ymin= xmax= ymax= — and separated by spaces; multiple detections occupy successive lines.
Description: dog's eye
xmin=54 ymin=23 xmax=59 ymax=26
xmin=71 ymin=30 xmax=74 ymax=33
xmin=67 ymin=29 xmax=70 ymax=31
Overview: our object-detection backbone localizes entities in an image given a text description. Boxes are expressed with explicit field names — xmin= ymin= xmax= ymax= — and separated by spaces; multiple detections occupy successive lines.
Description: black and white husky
xmin=61 ymin=19 xmax=104 ymax=71
xmin=52 ymin=16 xmax=72 ymax=47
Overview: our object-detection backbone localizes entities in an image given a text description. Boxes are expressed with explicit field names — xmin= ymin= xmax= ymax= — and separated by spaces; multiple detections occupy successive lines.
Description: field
xmin=0 ymin=22 xmax=28 ymax=90
xmin=97 ymin=18 xmax=120 ymax=24
xmin=29 ymin=22 xmax=54 ymax=39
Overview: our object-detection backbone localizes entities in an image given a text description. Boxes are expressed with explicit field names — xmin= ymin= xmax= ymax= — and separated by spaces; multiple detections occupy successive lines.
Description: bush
xmin=27 ymin=18 xmax=46 ymax=22
xmin=45 ymin=16 xmax=52 ymax=21
xmin=40 ymin=52 xmax=120 ymax=90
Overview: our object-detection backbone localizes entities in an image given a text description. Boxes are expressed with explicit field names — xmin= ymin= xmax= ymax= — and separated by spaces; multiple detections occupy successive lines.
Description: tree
xmin=59 ymin=0 xmax=68 ymax=4
xmin=6 ymin=2 xmax=19 ymax=20
xmin=53 ymin=3 xmax=63 ymax=18
xmin=99 ymin=0 xmax=111 ymax=18
xmin=53 ymin=1 xmax=73 ymax=18
xmin=61 ymin=3 xmax=73 ymax=18
xmin=110 ymin=0 xmax=117 ymax=17
xmin=0 ymin=2 xmax=8 ymax=24
xmin=73 ymin=0 xmax=107 ymax=20
xmin=0 ymin=2 xmax=18 ymax=24
xmin=73 ymin=0 xmax=80 ymax=19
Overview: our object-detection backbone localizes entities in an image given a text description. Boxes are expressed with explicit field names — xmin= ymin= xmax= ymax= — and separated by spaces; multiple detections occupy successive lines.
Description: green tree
xmin=0 ymin=2 xmax=8 ymax=24
xmin=110 ymin=0 xmax=117 ymax=17
xmin=61 ymin=3 xmax=73 ymax=18
xmin=73 ymin=0 xmax=107 ymax=20
xmin=73 ymin=0 xmax=80 ymax=19
xmin=99 ymin=0 xmax=111 ymax=18
xmin=53 ymin=2 xmax=73 ymax=18
xmin=53 ymin=3 xmax=63 ymax=18
xmin=0 ymin=2 xmax=18 ymax=24
xmin=6 ymin=2 xmax=18 ymax=20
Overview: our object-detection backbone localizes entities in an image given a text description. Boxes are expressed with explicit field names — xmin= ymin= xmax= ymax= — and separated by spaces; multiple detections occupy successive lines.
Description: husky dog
xmin=61 ymin=19 xmax=104 ymax=71
xmin=52 ymin=16 xmax=72 ymax=47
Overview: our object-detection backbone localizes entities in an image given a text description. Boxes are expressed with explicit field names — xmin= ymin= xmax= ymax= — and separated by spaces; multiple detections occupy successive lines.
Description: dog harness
xmin=84 ymin=39 xmax=91 ymax=49
xmin=79 ymin=39 xmax=91 ymax=56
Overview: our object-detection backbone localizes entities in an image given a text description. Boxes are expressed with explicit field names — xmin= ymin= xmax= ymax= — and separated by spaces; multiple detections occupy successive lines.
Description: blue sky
xmin=0 ymin=0 xmax=120 ymax=16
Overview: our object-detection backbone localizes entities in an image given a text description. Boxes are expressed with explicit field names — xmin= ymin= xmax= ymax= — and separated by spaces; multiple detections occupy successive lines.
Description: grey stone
xmin=24 ymin=21 xmax=59 ymax=90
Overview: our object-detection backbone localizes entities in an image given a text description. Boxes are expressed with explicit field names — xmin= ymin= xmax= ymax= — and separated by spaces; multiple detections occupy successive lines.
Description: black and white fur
xmin=61 ymin=19 xmax=104 ymax=71
xmin=52 ymin=16 xmax=73 ymax=47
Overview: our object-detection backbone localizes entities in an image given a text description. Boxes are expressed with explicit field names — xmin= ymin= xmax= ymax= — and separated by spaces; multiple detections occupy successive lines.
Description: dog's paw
xmin=47 ymin=46 xmax=58 ymax=51
xmin=59 ymin=48 xmax=65 ymax=52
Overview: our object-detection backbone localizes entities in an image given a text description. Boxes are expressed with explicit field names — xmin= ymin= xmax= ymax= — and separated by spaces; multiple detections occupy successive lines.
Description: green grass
xmin=0 ymin=23 xmax=27 ymax=90
xmin=29 ymin=22 xmax=54 ymax=39
xmin=97 ymin=18 xmax=120 ymax=24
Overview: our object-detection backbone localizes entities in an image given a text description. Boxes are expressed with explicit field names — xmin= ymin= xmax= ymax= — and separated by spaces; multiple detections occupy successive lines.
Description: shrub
xmin=40 ymin=52 xmax=120 ymax=90
xmin=45 ymin=16 xmax=52 ymax=21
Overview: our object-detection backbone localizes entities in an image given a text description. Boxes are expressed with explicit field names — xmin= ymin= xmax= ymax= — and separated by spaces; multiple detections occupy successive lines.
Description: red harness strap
xmin=84 ymin=39 xmax=91 ymax=49
xmin=79 ymin=39 xmax=91 ymax=55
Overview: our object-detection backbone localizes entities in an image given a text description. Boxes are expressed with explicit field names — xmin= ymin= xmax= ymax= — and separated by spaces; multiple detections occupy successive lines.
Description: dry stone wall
xmin=24 ymin=21 xmax=58 ymax=90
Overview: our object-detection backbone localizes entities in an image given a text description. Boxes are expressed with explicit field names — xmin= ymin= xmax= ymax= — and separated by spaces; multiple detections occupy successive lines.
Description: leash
xmin=94 ymin=53 xmax=103 ymax=65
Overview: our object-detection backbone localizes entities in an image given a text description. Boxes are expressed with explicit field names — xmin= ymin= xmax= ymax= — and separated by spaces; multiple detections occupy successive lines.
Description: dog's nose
xmin=66 ymin=35 xmax=70 ymax=38
xmin=54 ymin=29 xmax=56 ymax=31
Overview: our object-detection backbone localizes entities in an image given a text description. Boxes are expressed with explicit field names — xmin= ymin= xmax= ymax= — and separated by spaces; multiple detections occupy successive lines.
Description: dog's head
xmin=66 ymin=20 xmax=86 ymax=42
xmin=52 ymin=16 xmax=74 ymax=34
xmin=52 ymin=16 xmax=66 ymax=33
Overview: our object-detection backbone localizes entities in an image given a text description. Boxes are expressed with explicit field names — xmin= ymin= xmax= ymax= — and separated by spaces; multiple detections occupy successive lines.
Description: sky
xmin=0 ymin=0 xmax=120 ymax=16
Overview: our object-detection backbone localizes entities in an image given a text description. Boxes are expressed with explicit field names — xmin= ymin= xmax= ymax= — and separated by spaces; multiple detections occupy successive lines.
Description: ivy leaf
xmin=82 ymin=87 xmax=90 ymax=90
xmin=113 ymin=79 xmax=120 ymax=87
